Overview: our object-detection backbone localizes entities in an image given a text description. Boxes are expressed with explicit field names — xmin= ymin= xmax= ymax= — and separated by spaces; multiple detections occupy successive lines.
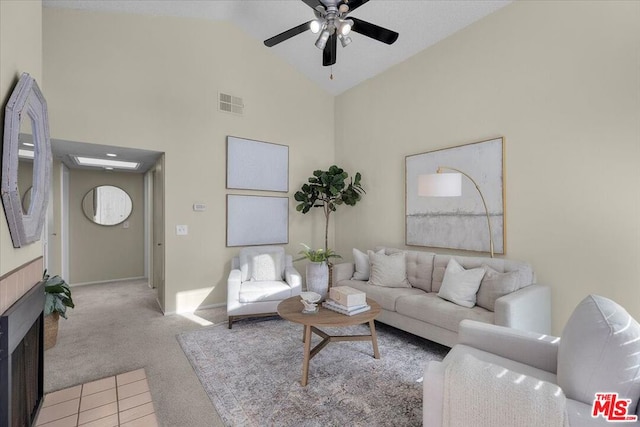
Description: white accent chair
xmin=227 ymin=246 xmax=302 ymax=329
xmin=424 ymin=295 xmax=640 ymax=426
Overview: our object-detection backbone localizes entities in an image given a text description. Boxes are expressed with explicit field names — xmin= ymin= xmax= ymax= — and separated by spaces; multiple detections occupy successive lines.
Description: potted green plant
xmin=294 ymin=165 xmax=365 ymax=253
xmin=295 ymin=244 xmax=342 ymax=300
xmin=43 ymin=270 xmax=74 ymax=350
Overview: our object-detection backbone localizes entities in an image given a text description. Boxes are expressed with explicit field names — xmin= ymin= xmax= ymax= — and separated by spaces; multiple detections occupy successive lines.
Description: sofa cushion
xmin=377 ymin=247 xmax=435 ymax=291
xmin=352 ymin=248 xmax=384 ymax=280
xmin=396 ymin=293 xmax=493 ymax=333
xmin=404 ymin=250 xmax=435 ymax=292
xmin=238 ymin=280 xmax=292 ymax=303
xmin=368 ymin=252 xmax=411 ymax=288
xmin=432 ymin=255 xmax=534 ymax=293
xmin=437 ymin=259 xmax=485 ymax=308
xmin=476 ymin=265 xmax=520 ymax=311
xmin=557 ymin=295 xmax=640 ymax=411
xmin=337 ymin=279 xmax=424 ymax=312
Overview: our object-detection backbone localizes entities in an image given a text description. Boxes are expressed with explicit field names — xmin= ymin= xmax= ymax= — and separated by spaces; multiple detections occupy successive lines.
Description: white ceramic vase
xmin=306 ymin=261 xmax=329 ymax=300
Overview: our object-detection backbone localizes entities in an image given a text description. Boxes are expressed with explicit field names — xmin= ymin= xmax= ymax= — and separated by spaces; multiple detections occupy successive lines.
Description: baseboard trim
xmin=70 ymin=276 xmax=147 ymax=287
xmin=163 ymin=302 xmax=226 ymax=317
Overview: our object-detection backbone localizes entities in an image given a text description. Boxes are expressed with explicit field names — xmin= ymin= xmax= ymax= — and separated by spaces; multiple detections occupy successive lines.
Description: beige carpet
xmin=44 ymin=279 xmax=228 ymax=427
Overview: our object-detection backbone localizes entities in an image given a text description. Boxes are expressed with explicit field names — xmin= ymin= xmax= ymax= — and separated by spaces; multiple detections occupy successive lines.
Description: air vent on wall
xmin=218 ymin=92 xmax=244 ymax=115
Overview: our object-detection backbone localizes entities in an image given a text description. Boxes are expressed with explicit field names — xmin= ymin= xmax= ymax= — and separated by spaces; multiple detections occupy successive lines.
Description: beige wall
xmin=43 ymin=9 xmax=335 ymax=313
xmin=335 ymin=0 xmax=640 ymax=334
xmin=0 ymin=0 xmax=43 ymax=277
xmin=68 ymin=169 xmax=144 ymax=284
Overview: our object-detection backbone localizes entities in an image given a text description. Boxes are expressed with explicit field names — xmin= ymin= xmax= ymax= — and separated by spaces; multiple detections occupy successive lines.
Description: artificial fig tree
xmin=294 ymin=165 xmax=365 ymax=253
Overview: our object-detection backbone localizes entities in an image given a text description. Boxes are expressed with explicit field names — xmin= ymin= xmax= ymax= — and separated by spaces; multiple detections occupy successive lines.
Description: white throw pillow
xmin=437 ymin=259 xmax=485 ymax=308
xmin=352 ymin=248 xmax=384 ymax=281
xmin=250 ymin=252 xmax=283 ymax=281
xmin=367 ymin=252 xmax=411 ymax=288
xmin=239 ymin=246 xmax=285 ymax=281
xmin=557 ymin=295 xmax=640 ymax=412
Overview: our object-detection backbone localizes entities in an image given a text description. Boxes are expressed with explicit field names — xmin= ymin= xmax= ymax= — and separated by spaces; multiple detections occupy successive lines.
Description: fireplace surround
xmin=1 ymin=279 xmax=45 ymax=427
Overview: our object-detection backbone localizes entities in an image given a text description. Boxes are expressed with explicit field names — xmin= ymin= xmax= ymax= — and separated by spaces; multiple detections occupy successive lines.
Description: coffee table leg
xmin=369 ymin=320 xmax=380 ymax=359
xmin=302 ymin=325 xmax=312 ymax=386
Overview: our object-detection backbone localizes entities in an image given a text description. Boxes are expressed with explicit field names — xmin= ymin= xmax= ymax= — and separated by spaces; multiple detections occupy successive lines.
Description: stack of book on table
xmin=322 ymin=286 xmax=370 ymax=316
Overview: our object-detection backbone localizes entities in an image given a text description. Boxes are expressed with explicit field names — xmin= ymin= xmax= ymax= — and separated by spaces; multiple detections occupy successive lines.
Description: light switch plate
xmin=176 ymin=225 xmax=188 ymax=235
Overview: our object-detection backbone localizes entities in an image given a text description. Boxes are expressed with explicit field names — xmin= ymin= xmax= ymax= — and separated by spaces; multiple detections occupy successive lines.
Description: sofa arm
xmin=285 ymin=266 xmax=302 ymax=296
xmin=494 ymin=283 xmax=551 ymax=334
xmin=458 ymin=319 xmax=559 ymax=373
xmin=332 ymin=262 xmax=354 ymax=285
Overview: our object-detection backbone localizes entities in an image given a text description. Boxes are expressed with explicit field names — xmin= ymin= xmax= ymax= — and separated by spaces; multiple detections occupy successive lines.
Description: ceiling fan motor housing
xmin=264 ymin=0 xmax=399 ymax=67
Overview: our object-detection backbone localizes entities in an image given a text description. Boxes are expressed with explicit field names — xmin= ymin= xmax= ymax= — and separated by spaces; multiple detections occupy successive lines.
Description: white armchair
xmin=424 ymin=295 xmax=640 ymax=426
xmin=227 ymin=246 xmax=302 ymax=329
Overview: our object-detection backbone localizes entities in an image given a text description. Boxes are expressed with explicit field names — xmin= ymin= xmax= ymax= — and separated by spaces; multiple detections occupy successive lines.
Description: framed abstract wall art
xmin=226 ymin=194 xmax=289 ymax=247
xmin=226 ymin=136 xmax=288 ymax=192
xmin=405 ymin=137 xmax=505 ymax=255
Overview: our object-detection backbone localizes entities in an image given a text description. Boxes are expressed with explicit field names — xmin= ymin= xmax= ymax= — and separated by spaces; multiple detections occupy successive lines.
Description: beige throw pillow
xmin=352 ymin=248 xmax=384 ymax=281
xmin=476 ymin=265 xmax=520 ymax=311
xmin=250 ymin=252 xmax=283 ymax=281
xmin=367 ymin=252 xmax=411 ymax=288
xmin=437 ymin=259 xmax=485 ymax=308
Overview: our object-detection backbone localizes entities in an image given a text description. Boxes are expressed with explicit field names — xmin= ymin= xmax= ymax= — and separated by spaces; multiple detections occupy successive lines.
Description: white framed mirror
xmin=1 ymin=73 xmax=52 ymax=247
xmin=81 ymin=185 xmax=133 ymax=226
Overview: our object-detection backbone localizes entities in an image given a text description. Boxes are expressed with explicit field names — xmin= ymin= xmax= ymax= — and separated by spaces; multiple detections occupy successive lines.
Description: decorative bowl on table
xmin=300 ymin=291 xmax=321 ymax=314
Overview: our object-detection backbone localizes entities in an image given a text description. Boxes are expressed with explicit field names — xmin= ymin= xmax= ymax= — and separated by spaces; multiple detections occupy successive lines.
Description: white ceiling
xmin=43 ymin=0 xmax=512 ymax=95
xmin=51 ymin=139 xmax=163 ymax=173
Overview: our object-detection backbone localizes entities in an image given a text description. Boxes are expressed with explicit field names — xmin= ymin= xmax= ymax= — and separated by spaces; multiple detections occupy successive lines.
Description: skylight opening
xmin=73 ymin=156 xmax=139 ymax=170
xmin=19 ymin=149 xmax=34 ymax=159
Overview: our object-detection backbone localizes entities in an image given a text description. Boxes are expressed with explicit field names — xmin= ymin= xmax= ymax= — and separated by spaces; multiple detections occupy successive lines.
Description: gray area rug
xmin=177 ymin=318 xmax=449 ymax=426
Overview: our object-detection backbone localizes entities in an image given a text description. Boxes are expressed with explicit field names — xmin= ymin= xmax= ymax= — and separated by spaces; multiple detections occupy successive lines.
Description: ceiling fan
xmin=263 ymin=0 xmax=399 ymax=67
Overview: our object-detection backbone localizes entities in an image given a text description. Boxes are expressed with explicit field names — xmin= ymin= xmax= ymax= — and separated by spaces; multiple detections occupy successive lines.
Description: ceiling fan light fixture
xmin=310 ymin=19 xmax=323 ymax=34
xmin=338 ymin=33 xmax=352 ymax=47
xmin=338 ymin=19 xmax=353 ymax=36
xmin=315 ymin=29 xmax=330 ymax=49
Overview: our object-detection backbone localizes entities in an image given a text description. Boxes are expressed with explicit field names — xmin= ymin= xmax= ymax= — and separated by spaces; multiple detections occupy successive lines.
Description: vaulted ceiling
xmin=43 ymin=0 xmax=511 ymax=95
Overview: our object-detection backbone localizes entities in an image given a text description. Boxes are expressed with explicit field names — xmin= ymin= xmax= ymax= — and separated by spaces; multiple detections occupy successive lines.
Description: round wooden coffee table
xmin=277 ymin=296 xmax=382 ymax=386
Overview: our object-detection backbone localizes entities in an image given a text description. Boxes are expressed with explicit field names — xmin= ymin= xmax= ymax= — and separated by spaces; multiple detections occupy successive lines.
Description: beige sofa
xmin=332 ymin=247 xmax=550 ymax=347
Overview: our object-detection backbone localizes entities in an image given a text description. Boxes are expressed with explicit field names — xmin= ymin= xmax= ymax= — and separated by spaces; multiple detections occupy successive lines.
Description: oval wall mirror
xmin=82 ymin=185 xmax=133 ymax=226
xmin=1 ymin=73 xmax=52 ymax=247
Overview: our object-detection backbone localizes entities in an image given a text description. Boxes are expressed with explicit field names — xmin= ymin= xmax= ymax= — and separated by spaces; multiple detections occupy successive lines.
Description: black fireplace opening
xmin=1 ymin=281 xmax=45 ymax=427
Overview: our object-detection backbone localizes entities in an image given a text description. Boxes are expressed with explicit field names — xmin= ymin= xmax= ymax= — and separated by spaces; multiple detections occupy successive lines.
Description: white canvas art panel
xmin=226 ymin=195 xmax=289 ymax=247
xmin=406 ymin=137 xmax=505 ymax=254
xmin=226 ymin=136 xmax=288 ymax=192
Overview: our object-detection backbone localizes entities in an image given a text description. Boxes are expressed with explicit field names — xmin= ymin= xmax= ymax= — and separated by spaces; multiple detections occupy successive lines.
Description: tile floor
xmin=35 ymin=368 xmax=158 ymax=427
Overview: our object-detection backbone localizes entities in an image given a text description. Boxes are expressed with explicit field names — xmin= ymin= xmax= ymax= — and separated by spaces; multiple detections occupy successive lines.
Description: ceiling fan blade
xmin=301 ymin=0 xmax=325 ymax=11
xmin=340 ymin=0 xmax=369 ymax=13
xmin=322 ymin=33 xmax=337 ymax=66
xmin=264 ymin=21 xmax=312 ymax=47
xmin=350 ymin=17 xmax=399 ymax=45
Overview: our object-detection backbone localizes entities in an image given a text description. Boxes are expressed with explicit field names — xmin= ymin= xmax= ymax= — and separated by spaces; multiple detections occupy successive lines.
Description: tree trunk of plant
xmin=324 ymin=208 xmax=330 ymax=253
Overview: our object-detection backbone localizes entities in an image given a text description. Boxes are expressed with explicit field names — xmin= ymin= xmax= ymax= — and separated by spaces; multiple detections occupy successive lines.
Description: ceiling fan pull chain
xmin=330 ymin=65 xmax=334 ymax=80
